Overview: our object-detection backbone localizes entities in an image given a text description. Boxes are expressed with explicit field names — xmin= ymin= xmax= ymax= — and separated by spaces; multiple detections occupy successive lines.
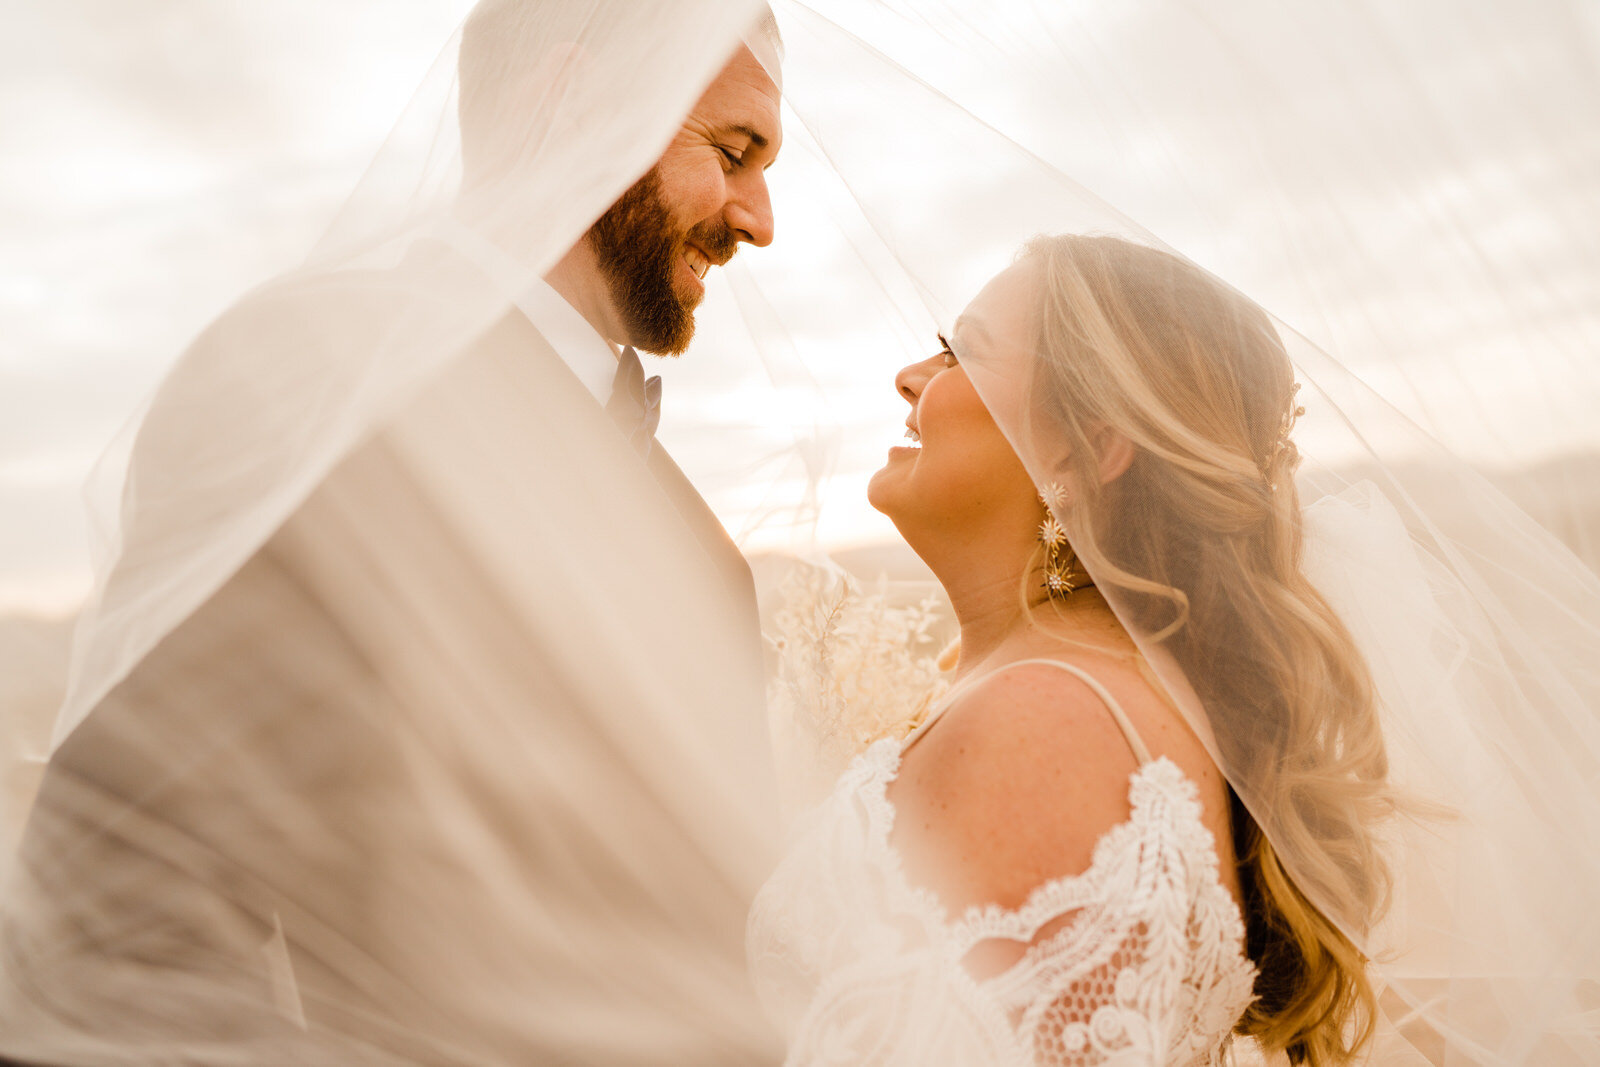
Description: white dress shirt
xmin=434 ymin=218 xmax=619 ymax=405
xmin=514 ymin=275 xmax=620 ymax=406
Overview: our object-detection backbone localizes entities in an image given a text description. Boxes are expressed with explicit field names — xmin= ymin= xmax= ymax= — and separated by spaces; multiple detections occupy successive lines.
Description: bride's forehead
xmin=956 ymin=260 xmax=1043 ymax=355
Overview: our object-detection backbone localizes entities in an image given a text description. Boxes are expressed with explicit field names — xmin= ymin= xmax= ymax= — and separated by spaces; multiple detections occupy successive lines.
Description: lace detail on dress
xmin=748 ymin=739 xmax=1257 ymax=1067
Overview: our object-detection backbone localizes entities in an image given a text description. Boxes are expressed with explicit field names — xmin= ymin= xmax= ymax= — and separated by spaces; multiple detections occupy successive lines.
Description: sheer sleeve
xmin=750 ymin=740 xmax=1254 ymax=1067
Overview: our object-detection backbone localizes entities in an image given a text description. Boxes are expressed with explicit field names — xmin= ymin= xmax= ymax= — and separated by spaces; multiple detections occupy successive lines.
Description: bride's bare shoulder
xmin=887 ymin=654 xmax=1231 ymax=917
xmin=887 ymin=659 xmax=1148 ymax=914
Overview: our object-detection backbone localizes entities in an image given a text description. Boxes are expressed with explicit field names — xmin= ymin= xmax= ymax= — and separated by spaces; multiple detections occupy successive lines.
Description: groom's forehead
xmin=691 ymin=48 xmax=782 ymax=145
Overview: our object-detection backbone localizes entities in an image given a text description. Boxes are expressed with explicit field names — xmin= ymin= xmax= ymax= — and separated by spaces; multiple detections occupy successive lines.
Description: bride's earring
xmin=1037 ymin=483 xmax=1087 ymax=599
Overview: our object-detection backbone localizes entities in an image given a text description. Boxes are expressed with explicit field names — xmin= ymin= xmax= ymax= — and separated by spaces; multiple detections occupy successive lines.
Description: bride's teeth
xmin=904 ymin=427 xmax=920 ymax=444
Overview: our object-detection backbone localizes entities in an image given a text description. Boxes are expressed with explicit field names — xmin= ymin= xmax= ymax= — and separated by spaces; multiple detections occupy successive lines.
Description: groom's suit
xmin=0 ymin=272 xmax=781 ymax=1064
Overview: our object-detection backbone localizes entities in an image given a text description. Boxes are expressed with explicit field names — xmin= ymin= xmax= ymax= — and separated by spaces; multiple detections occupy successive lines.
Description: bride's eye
xmin=937 ymin=333 xmax=958 ymax=368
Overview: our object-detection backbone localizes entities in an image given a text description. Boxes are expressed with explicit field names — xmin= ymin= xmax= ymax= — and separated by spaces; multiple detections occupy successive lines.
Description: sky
xmin=2 ymin=1 xmax=477 ymax=613
xmin=4 ymin=0 xmax=1598 ymax=615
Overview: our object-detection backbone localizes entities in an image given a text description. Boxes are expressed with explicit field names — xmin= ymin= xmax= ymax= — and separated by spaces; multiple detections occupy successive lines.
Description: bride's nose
xmin=895 ymin=359 xmax=931 ymax=405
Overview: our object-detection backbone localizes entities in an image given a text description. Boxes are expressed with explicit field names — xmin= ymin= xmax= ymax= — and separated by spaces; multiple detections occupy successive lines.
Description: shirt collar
xmin=515 ymin=275 xmax=620 ymax=406
xmin=433 ymin=218 xmax=619 ymax=405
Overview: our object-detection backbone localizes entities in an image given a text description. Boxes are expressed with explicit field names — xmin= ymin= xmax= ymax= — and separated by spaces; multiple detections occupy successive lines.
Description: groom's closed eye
xmin=714 ymin=123 xmax=778 ymax=171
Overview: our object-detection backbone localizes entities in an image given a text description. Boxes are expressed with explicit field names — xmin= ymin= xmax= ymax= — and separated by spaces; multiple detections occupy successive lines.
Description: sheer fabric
xmin=748 ymin=664 xmax=1257 ymax=1067
xmin=1 ymin=3 xmax=786 ymax=1062
xmin=0 ymin=277 xmax=780 ymax=1065
xmin=756 ymin=6 xmax=1600 ymax=1062
xmin=2 ymin=1 xmax=1598 ymax=1065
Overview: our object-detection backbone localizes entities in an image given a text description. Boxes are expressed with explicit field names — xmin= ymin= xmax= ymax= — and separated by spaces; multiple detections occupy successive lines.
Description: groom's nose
xmin=725 ymin=170 xmax=774 ymax=247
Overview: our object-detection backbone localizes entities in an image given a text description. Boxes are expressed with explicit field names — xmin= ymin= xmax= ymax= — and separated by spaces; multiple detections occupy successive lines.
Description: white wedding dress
xmin=748 ymin=659 xmax=1259 ymax=1067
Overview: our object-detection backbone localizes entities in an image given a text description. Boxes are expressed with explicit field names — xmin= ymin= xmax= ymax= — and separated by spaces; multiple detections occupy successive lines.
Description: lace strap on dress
xmin=905 ymin=658 xmax=1152 ymax=766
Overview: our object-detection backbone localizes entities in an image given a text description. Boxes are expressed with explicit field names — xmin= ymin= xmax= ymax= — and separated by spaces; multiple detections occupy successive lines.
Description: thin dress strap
xmin=905 ymin=658 xmax=1153 ymax=766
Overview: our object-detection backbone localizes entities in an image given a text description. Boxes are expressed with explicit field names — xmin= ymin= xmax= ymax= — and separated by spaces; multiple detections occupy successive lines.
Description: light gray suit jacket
xmin=0 ymin=287 xmax=779 ymax=1065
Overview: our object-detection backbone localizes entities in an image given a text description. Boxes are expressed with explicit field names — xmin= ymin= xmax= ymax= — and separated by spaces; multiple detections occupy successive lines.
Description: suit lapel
xmin=504 ymin=307 xmax=760 ymax=632
xmin=645 ymin=444 xmax=760 ymax=634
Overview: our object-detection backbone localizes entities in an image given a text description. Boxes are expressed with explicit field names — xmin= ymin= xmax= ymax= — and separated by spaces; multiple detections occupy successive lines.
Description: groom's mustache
xmin=685 ymin=218 xmax=739 ymax=267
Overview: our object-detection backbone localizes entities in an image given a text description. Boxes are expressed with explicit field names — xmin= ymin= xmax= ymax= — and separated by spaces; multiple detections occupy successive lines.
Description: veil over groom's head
xmin=459 ymin=1 xmax=784 ymax=354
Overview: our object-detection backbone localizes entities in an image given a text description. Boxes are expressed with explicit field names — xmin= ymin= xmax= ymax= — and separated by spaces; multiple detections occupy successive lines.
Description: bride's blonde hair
xmin=1019 ymin=234 xmax=1393 ymax=1065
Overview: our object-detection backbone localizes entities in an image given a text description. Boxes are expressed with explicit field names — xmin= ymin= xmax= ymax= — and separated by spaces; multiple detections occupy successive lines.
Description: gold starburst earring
xmin=1037 ymin=483 xmax=1087 ymax=599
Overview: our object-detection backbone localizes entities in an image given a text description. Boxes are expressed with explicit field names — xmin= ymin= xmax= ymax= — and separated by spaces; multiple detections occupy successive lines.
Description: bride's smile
xmin=867 ymin=260 xmax=1044 ymax=544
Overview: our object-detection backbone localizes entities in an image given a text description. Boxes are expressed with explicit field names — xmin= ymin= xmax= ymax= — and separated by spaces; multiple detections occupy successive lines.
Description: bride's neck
xmin=926 ymin=544 xmax=1117 ymax=680
xmin=906 ymin=513 xmax=1112 ymax=677
xmin=925 ymin=550 xmax=1036 ymax=679
xmin=951 ymin=610 xmax=1028 ymax=680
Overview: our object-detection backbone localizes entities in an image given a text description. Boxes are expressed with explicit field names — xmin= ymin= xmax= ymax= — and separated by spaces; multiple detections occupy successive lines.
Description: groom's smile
xmin=581 ymin=43 xmax=781 ymax=356
xmin=683 ymin=245 xmax=712 ymax=282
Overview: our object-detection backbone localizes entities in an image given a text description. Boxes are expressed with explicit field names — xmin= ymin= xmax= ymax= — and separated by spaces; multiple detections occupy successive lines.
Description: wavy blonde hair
xmin=1017 ymin=234 xmax=1394 ymax=1065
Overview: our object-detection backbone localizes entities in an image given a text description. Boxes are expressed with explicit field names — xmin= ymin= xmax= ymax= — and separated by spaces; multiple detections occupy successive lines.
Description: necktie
xmin=605 ymin=345 xmax=662 ymax=460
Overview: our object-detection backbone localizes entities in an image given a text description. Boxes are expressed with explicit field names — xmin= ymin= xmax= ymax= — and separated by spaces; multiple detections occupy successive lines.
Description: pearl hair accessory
xmin=1264 ymin=382 xmax=1306 ymax=492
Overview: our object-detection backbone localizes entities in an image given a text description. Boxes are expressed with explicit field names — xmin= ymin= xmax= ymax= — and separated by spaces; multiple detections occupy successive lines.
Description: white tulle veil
xmin=3 ymin=1 xmax=1598 ymax=1064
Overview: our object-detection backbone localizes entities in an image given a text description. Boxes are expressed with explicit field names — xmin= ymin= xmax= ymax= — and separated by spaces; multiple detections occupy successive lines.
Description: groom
xmin=0 ymin=8 xmax=784 ymax=1066
xmin=444 ymin=0 xmax=782 ymax=629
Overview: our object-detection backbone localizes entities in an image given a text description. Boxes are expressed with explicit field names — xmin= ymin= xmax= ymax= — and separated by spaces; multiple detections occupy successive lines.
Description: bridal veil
xmin=3 ymin=1 xmax=1598 ymax=1063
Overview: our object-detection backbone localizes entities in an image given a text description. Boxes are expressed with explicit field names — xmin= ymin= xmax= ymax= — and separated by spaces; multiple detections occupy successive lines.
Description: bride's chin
xmin=867 ymin=445 xmax=922 ymax=510
xmin=865 ymin=466 xmax=900 ymax=517
xmin=866 ymin=474 xmax=930 ymax=549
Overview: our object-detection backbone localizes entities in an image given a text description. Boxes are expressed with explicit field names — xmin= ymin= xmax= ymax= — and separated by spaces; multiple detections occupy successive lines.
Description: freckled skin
xmin=865 ymin=260 xmax=1241 ymax=963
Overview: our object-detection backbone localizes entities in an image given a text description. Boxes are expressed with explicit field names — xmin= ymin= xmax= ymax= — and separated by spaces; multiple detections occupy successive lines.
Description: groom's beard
xmin=589 ymin=166 xmax=737 ymax=355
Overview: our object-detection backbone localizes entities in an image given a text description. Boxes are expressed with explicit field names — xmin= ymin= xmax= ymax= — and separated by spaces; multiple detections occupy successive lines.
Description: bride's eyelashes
xmin=936 ymin=333 xmax=958 ymax=368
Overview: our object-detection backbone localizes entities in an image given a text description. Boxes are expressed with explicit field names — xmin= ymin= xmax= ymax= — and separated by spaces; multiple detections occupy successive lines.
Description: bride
xmin=749 ymin=236 xmax=1392 ymax=1066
